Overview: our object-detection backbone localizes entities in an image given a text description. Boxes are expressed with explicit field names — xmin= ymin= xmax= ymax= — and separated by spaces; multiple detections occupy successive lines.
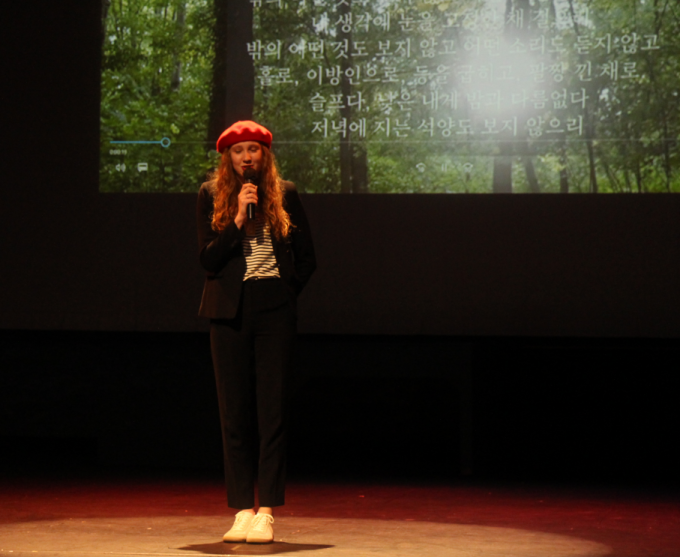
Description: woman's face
xmin=229 ymin=141 xmax=263 ymax=177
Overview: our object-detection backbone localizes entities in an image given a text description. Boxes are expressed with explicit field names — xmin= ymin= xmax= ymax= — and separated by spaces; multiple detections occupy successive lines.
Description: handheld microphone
xmin=243 ymin=167 xmax=257 ymax=220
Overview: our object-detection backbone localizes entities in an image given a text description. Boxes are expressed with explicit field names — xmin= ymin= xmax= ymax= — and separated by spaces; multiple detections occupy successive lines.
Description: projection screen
xmin=100 ymin=0 xmax=679 ymax=194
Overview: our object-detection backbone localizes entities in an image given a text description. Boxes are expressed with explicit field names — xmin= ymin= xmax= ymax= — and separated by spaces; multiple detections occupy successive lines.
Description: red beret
xmin=216 ymin=120 xmax=273 ymax=152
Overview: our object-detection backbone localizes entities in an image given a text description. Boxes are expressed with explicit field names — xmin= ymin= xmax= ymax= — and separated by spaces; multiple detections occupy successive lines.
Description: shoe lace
xmin=233 ymin=511 xmax=253 ymax=527
xmin=250 ymin=513 xmax=274 ymax=532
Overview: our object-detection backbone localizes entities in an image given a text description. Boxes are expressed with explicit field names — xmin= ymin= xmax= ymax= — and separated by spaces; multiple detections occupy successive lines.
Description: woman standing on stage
xmin=196 ymin=121 xmax=316 ymax=544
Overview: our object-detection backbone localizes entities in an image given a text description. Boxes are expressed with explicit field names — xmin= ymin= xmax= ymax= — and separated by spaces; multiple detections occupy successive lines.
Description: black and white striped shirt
xmin=243 ymin=219 xmax=280 ymax=280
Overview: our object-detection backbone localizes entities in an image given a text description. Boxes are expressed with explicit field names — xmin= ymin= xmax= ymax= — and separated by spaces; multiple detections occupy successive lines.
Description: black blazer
xmin=196 ymin=180 xmax=316 ymax=319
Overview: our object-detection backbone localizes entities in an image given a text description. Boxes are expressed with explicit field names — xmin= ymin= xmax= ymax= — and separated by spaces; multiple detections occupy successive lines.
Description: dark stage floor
xmin=1 ymin=472 xmax=678 ymax=557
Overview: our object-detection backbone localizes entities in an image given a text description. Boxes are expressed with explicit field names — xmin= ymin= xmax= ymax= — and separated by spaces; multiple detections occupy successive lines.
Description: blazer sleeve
xmin=284 ymin=183 xmax=317 ymax=293
xmin=196 ymin=182 xmax=246 ymax=274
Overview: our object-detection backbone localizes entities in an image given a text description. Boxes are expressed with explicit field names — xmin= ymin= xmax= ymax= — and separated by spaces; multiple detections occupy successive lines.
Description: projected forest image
xmin=100 ymin=0 xmax=680 ymax=193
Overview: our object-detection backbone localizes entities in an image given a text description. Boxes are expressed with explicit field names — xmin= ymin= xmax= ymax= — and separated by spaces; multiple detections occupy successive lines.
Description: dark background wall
xmin=1 ymin=1 xmax=679 ymax=484
xmin=1 ymin=1 xmax=679 ymax=337
xmin=2 ymin=330 xmax=678 ymax=484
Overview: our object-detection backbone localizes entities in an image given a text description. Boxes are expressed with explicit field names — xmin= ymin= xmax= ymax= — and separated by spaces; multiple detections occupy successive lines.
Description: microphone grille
xmin=243 ymin=167 xmax=257 ymax=182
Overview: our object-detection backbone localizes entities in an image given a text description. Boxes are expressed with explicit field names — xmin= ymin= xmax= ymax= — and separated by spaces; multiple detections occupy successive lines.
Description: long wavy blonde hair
xmin=209 ymin=144 xmax=291 ymax=240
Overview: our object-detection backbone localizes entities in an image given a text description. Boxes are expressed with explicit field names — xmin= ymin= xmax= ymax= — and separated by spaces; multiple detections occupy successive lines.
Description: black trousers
xmin=210 ymin=278 xmax=296 ymax=509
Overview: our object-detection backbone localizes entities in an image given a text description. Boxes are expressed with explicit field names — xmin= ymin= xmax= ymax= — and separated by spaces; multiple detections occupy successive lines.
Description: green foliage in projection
xmin=561 ymin=0 xmax=680 ymax=193
xmin=100 ymin=0 xmax=215 ymax=192
xmin=252 ymin=0 xmax=493 ymax=193
xmin=99 ymin=0 xmax=680 ymax=193
xmin=251 ymin=0 xmax=680 ymax=193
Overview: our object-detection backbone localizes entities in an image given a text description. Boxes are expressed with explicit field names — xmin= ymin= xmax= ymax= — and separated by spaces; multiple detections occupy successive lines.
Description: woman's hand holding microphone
xmin=235 ymin=182 xmax=258 ymax=229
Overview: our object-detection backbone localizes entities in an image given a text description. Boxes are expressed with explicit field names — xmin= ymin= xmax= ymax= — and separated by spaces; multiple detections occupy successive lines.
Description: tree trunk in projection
xmin=523 ymin=155 xmax=540 ymax=193
xmin=208 ymin=0 xmax=254 ymax=147
xmin=492 ymin=0 xmax=530 ymax=194
xmin=564 ymin=0 xmax=598 ymax=194
xmin=101 ymin=0 xmax=111 ymax=51
xmin=337 ymin=0 xmax=368 ymax=193
xmin=493 ymin=142 xmax=513 ymax=193
xmin=338 ymin=0 xmax=353 ymax=193
xmin=635 ymin=160 xmax=643 ymax=193
xmin=586 ymin=120 xmax=598 ymax=193
xmin=519 ymin=139 xmax=540 ymax=193
xmin=352 ymin=144 xmax=368 ymax=193
xmin=171 ymin=2 xmax=186 ymax=92
xmin=559 ymin=141 xmax=569 ymax=193
xmin=663 ymin=120 xmax=672 ymax=193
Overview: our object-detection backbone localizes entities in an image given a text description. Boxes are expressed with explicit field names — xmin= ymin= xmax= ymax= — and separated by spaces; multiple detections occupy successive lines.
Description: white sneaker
xmin=246 ymin=513 xmax=274 ymax=544
xmin=222 ymin=510 xmax=255 ymax=543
